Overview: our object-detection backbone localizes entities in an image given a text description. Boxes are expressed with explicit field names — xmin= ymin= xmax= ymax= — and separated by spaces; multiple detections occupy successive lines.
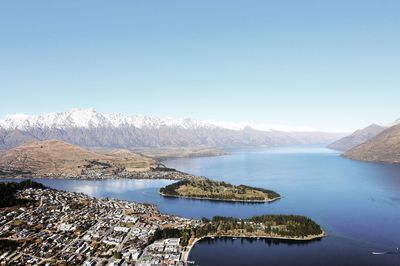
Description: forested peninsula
xmin=160 ymin=179 xmax=280 ymax=203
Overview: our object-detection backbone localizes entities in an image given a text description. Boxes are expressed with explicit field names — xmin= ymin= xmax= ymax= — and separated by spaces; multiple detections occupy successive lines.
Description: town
xmin=0 ymin=187 xmax=200 ymax=265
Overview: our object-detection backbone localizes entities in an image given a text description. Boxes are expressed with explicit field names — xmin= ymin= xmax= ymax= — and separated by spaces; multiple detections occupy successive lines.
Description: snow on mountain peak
xmin=0 ymin=109 xmax=217 ymax=130
xmin=0 ymin=108 xmax=339 ymax=132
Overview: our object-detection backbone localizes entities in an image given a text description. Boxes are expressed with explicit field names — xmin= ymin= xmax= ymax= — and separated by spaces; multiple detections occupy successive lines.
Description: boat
xmin=232 ymin=237 xmax=238 ymax=240
xmin=371 ymin=252 xmax=387 ymax=255
xmin=372 ymin=247 xmax=400 ymax=255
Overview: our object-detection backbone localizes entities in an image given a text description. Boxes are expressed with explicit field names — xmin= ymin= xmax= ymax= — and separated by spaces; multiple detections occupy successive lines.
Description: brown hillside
xmin=345 ymin=124 xmax=400 ymax=164
xmin=0 ymin=140 xmax=158 ymax=177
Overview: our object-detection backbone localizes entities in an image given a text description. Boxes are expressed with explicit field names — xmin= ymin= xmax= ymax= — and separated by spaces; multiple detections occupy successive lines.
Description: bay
xmin=4 ymin=147 xmax=400 ymax=265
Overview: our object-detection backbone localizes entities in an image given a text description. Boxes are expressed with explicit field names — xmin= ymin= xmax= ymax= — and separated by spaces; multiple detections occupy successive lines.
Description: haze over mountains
xmin=345 ymin=124 xmax=400 ymax=164
xmin=0 ymin=109 xmax=345 ymax=151
xmin=328 ymin=124 xmax=387 ymax=151
xmin=327 ymin=117 xmax=400 ymax=164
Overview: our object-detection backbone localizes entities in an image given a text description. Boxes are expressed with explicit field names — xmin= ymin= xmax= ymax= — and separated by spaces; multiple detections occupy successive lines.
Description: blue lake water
xmin=3 ymin=147 xmax=400 ymax=265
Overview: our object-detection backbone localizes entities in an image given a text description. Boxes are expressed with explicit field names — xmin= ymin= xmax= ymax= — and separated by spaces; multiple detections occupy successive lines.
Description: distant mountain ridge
xmin=328 ymin=124 xmax=387 ymax=151
xmin=0 ymin=108 xmax=215 ymax=130
xmin=0 ymin=109 xmax=345 ymax=151
xmin=345 ymin=124 xmax=400 ymax=164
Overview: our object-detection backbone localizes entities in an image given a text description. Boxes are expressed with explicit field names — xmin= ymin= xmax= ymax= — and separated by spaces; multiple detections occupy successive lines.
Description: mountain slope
xmin=328 ymin=124 xmax=386 ymax=151
xmin=0 ymin=109 xmax=345 ymax=151
xmin=0 ymin=140 xmax=167 ymax=178
xmin=345 ymin=124 xmax=400 ymax=164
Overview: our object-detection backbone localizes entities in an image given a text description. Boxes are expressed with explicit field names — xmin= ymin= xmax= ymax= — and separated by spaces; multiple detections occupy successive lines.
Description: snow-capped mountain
xmin=0 ymin=109 xmax=345 ymax=151
xmin=0 ymin=108 xmax=216 ymax=130
xmin=0 ymin=108 xmax=340 ymax=132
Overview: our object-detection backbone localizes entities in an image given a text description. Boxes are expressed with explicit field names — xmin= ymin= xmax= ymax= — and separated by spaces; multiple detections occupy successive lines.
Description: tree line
xmin=0 ymin=180 xmax=45 ymax=208
xmin=160 ymin=179 xmax=280 ymax=201
xmin=153 ymin=214 xmax=323 ymax=246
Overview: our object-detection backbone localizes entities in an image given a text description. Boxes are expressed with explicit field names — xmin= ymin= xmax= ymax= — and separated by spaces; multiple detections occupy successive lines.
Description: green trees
xmin=238 ymin=185 xmax=280 ymax=199
xmin=0 ymin=180 xmax=46 ymax=207
xmin=248 ymin=215 xmax=323 ymax=236
xmin=160 ymin=180 xmax=190 ymax=196
xmin=153 ymin=214 xmax=322 ymax=246
xmin=159 ymin=179 xmax=280 ymax=202
xmin=153 ymin=228 xmax=193 ymax=246
xmin=201 ymin=217 xmax=210 ymax=223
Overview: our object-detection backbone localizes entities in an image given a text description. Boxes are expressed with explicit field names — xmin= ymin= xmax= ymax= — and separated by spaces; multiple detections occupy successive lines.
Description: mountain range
xmin=326 ymin=118 xmax=400 ymax=164
xmin=327 ymin=124 xmax=387 ymax=151
xmin=2 ymin=109 xmax=400 ymax=166
xmin=0 ymin=109 xmax=345 ymax=151
xmin=344 ymin=124 xmax=400 ymax=164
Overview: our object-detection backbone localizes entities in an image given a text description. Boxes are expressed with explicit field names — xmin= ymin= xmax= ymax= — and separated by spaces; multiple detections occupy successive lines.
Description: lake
xmin=4 ymin=147 xmax=400 ymax=265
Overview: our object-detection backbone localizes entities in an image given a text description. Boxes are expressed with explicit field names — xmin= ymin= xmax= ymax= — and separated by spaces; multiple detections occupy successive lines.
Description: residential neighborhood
xmin=0 ymin=188 xmax=200 ymax=265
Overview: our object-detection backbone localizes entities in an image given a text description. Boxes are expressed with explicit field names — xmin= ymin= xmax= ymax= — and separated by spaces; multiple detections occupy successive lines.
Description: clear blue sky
xmin=1 ymin=0 xmax=399 ymax=132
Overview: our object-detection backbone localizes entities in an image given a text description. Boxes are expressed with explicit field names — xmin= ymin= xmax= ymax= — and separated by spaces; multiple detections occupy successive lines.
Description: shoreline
xmin=0 ymin=175 xmax=182 ymax=181
xmin=2 ymin=177 xmax=326 ymax=264
xmin=183 ymin=232 xmax=326 ymax=262
xmin=159 ymin=192 xmax=281 ymax=203
xmin=0 ymin=172 xmax=196 ymax=181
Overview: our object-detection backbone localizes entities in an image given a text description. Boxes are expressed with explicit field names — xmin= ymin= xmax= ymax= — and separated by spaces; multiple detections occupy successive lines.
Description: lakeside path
xmin=182 ymin=232 xmax=326 ymax=262
xmin=160 ymin=192 xmax=281 ymax=203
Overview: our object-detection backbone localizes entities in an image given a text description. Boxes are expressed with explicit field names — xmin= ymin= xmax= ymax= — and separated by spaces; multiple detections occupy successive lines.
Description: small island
xmin=160 ymin=178 xmax=280 ymax=203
